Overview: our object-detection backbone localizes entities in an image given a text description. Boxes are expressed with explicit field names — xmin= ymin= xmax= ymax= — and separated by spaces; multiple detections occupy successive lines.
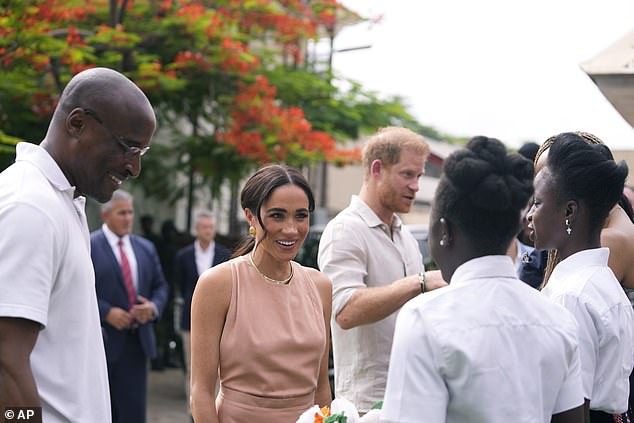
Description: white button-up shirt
xmin=382 ymin=255 xmax=583 ymax=423
xmin=318 ymin=195 xmax=424 ymax=413
xmin=195 ymin=240 xmax=215 ymax=277
xmin=102 ymin=224 xmax=139 ymax=290
xmin=542 ymin=247 xmax=634 ymax=414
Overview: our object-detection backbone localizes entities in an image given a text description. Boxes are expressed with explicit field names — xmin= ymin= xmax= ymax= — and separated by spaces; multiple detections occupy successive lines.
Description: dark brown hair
xmin=232 ymin=164 xmax=315 ymax=258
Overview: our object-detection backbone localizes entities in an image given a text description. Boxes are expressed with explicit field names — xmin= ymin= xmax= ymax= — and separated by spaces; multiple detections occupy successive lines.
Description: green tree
xmin=0 ymin=0 xmax=461 ymax=230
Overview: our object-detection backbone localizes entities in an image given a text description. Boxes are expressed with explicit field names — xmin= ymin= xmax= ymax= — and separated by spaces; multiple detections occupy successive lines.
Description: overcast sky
xmin=331 ymin=0 xmax=634 ymax=150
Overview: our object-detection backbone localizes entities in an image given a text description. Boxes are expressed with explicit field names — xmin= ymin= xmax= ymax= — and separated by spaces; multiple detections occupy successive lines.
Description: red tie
xmin=118 ymin=239 xmax=136 ymax=309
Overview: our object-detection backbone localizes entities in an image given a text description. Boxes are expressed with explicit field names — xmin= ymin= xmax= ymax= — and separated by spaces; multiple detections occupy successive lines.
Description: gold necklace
xmin=248 ymin=253 xmax=293 ymax=285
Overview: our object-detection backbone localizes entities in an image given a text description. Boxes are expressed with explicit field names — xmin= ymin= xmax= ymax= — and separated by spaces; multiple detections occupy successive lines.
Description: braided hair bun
xmin=434 ymin=136 xmax=534 ymax=252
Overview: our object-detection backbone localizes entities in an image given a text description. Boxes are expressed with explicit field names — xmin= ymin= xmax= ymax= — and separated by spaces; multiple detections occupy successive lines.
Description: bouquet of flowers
xmin=296 ymin=398 xmax=381 ymax=423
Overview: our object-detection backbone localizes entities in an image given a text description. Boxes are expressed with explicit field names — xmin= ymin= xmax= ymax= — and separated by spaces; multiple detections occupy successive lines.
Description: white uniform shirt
xmin=542 ymin=247 xmax=634 ymax=414
xmin=382 ymin=256 xmax=583 ymax=423
xmin=318 ymin=195 xmax=423 ymax=413
xmin=0 ymin=142 xmax=111 ymax=422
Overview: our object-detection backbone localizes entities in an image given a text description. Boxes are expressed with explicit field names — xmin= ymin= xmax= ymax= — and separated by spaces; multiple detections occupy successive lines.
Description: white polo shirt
xmin=318 ymin=195 xmax=424 ymax=413
xmin=542 ymin=247 xmax=634 ymax=414
xmin=382 ymin=255 xmax=583 ymax=423
xmin=0 ymin=142 xmax=111 ymax=422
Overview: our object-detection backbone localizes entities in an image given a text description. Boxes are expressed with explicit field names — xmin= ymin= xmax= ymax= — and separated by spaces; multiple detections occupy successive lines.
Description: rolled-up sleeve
xmin=318 ymin=220 xmax=368 ymax=317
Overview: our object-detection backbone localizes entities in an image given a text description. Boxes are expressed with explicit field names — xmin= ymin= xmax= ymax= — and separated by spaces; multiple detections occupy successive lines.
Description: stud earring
xmin=249 ymin=226 xmax=256 ymax=237
xmin=440 ymin=238 xmax=447 ymax=247
xmin=565 ymin=219 xmax=572 ymax=236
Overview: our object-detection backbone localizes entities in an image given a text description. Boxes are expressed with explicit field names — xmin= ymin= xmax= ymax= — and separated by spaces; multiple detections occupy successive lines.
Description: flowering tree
xmin=1 ymin=0 xmax=444 ymax=232
xmin=1 ymin=1 xmax=363 ymax=185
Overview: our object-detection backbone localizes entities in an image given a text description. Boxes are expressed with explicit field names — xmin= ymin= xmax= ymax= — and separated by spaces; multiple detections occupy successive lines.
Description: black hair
xmin=518 ymin=142 xmax=540 ymax=163
xmin=232 ymin=164 xmax=315 ymax=258
xmin=434 ymin=136 xmax=534 ymax=252
xmin=547 ymin=132 xmax=628 ymax=230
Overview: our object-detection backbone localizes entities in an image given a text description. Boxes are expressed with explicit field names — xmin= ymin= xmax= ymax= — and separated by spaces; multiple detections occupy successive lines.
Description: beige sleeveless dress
xmin=216 ymin=255 xmax=327 ymax=422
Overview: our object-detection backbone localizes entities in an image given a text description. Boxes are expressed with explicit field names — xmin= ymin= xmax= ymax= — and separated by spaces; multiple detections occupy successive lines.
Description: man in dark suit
xmin=91 ymin=189 xmax=168 ymax=423
xmin=174 ymin=209 xmax=231 ymax=414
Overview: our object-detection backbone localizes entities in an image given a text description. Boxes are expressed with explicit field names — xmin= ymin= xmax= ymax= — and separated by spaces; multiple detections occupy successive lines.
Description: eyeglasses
xmin=82 ymin=108 xmax=150 ymax=158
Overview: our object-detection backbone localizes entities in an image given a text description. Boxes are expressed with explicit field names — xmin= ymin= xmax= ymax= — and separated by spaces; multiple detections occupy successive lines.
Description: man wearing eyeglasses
xmin=0 ymin=67 xmax=156 ymax=423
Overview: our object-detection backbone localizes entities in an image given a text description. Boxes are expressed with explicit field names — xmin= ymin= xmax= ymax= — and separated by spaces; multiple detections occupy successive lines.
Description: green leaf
xmin=370 ymin=400 xmax=383 ymax=410
xmin=324 ymin=412 xmax=347 ymax=423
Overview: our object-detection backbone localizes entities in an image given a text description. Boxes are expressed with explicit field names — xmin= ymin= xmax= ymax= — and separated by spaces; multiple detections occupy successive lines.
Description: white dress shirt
xmin=195 ymin=240 xmax=215 ymax=277
xmin=318 ymin=195 xmax=424 ymax=412
xmin=542 ymin=248 xmax=634 ymax=414
xmin=102 ymin=223 xmax=138 ymax=290
xmin=382 ymin=255 xmax=583 ymax=423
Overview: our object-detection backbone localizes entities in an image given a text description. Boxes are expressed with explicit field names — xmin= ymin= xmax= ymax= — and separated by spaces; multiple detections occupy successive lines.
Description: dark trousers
xmin=590 ymin=409 xmax=632 ymax=423
xmin=108 ymin=330 xmax=148 ymax=423
xmin=589 ymin=410 xmax=614 ymax=423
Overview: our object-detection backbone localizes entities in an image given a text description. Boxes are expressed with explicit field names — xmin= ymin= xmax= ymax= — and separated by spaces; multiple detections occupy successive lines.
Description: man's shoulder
xmin=215 ymin=242 xmax=232 ymax=257
xmin=215 ymin=242 xmax=231 ymax=252
xmin=90 ymin=229 xmax=106 ymax=243
xmin=131 ymin=234 xmax=157 ymax=252
xmin=0 ymin=160 xmax=62 ymax=211
xmin=325 ymin=206 xmax=367 ymax=232
xmin=176 ymin=243 xmax=195 ymax=258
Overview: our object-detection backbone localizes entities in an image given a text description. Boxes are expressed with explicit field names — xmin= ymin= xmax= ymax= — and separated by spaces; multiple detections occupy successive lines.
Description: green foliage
xmin=0 ymin=130 xmax=20 ymax=170
xmin=0 ymin=0 xmax=464 ymax=205
xmin=324 ymin=413 xmax=347 ymax=423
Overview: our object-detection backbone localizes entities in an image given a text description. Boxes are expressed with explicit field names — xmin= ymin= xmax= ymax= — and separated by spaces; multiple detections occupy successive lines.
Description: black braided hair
xmin=434 ymin=136 xmax=534 ymax=252
xmin=547 ymin=132 xmax=628 ymax=230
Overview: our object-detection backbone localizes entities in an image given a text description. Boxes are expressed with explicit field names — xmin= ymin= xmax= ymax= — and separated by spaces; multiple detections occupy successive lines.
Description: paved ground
xmin=147 ymin=367 xmax=190 ymax=423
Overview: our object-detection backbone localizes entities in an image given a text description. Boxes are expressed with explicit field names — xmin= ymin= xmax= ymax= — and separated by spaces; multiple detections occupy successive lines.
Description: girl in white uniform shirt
xmin=527 ymin=132 xmax=634 ymax=423
xmin=382 ymin=136 xmax=585 ymax=423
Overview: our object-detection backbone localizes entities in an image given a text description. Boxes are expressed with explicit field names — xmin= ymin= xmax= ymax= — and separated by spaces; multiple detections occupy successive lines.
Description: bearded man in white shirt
xmin=318 ymin=127 xmax=447 ymax=413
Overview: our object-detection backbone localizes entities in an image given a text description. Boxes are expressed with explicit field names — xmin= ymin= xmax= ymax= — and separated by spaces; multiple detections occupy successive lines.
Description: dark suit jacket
xmin=91 ymin=229 xmax=169 ymax=362
xmin=518 ymin=248 xmax=548 ymax=289
xmin=174 ymin=242 xmax=231 ymax=330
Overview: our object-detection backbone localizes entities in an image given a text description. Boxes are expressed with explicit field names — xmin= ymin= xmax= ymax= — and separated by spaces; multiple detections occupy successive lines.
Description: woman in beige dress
xmin=190 ymin=164 xmax=332 ymax=423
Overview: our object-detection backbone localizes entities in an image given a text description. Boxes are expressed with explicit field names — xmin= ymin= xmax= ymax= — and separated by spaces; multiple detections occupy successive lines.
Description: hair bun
xmin=443 ymin=136 xmax=534 ymax=213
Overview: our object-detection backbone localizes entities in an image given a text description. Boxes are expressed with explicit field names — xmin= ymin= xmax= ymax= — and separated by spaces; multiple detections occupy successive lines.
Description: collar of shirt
xmin=450 ymin=255 xmax=517 ymax=287
xmin=550 ymin=247 xmax=609 ymax=280
xmin=102 ymin=223 xmax=131 ymax=252
xmin=16 ymin=142 xmax=89 ymax=245
xmin=195 ymin=240 xmax=214 ymax=254
xmin=16 ymin=142 xmax=78 ymax=199
xmin=349 ymin=195 xmax=403 ymax=235
xmin=195 ymin=240 xmax=215 ymax=276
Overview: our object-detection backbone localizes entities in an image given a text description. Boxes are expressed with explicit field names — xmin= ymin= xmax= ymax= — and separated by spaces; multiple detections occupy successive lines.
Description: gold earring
xmin=249 ymin=226 xmax=256 ymax=237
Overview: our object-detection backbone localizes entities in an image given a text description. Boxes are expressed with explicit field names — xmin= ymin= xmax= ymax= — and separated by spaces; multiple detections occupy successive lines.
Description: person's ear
xmin=66 ymin=108 xmax=87 ymax=138
xmin=370 ymin=159 xmax=382 ymax=178
xmin=244 ymin=208 xmax=255 ymax=227
xmin=565 ymin=200 xmax=578 ymax=224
